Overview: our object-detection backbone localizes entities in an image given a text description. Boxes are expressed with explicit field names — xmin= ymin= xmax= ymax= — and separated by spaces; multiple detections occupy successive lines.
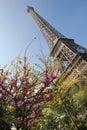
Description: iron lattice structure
xmin=27 ymin=6 xmax=87 ymax=80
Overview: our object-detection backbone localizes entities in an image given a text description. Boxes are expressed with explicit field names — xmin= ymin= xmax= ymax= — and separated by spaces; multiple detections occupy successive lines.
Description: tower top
xmin=27 ymin=6 xmax=66 ymax=50
xmin=27 ymin=6 xmax=87 ymax=55
xmin=27 ymin=6 xmax=34 ymax=13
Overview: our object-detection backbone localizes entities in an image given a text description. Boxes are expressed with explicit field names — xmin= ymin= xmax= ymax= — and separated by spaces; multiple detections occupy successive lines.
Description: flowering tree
xmin=0 ymin=57 xmax=60 ymax=130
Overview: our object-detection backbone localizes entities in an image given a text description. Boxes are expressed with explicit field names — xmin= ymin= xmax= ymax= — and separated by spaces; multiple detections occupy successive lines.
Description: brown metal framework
xmin=27 ymin=6 xmax=87 ymax=79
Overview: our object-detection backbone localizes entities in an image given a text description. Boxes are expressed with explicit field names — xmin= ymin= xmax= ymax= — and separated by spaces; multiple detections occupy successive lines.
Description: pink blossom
xmin=30 ymin=113 xmax=36 ymax=119
xmin=0 ymin=78 xmax=4 ymax=84
xmin=53 ymin=67 xmax=60 ymax=78
xmin=17 ymin=101 xmax=24 ymax=107
xmin=42 ymin=68 xmax=60 ymax=87
xmin=46 ymin=94 xmax=53 ymax=101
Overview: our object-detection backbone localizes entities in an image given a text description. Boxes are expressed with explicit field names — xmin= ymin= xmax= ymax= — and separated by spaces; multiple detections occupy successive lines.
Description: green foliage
xmin=0 ymin=56 xmax=87 ymax=130
xmin=0 ymin=56 xmax=60 ymax=130
xmin=0 ymin=102 xmax=11 ymax=130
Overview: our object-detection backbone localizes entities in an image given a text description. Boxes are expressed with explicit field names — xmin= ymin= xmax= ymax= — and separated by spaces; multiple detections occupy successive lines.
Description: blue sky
xmin=0 ymin=0 xmax=87 ymax=66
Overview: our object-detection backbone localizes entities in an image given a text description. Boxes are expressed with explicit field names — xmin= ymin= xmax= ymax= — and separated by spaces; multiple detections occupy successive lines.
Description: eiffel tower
xmin=27 ymin=6 xmax=87 ymax=80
